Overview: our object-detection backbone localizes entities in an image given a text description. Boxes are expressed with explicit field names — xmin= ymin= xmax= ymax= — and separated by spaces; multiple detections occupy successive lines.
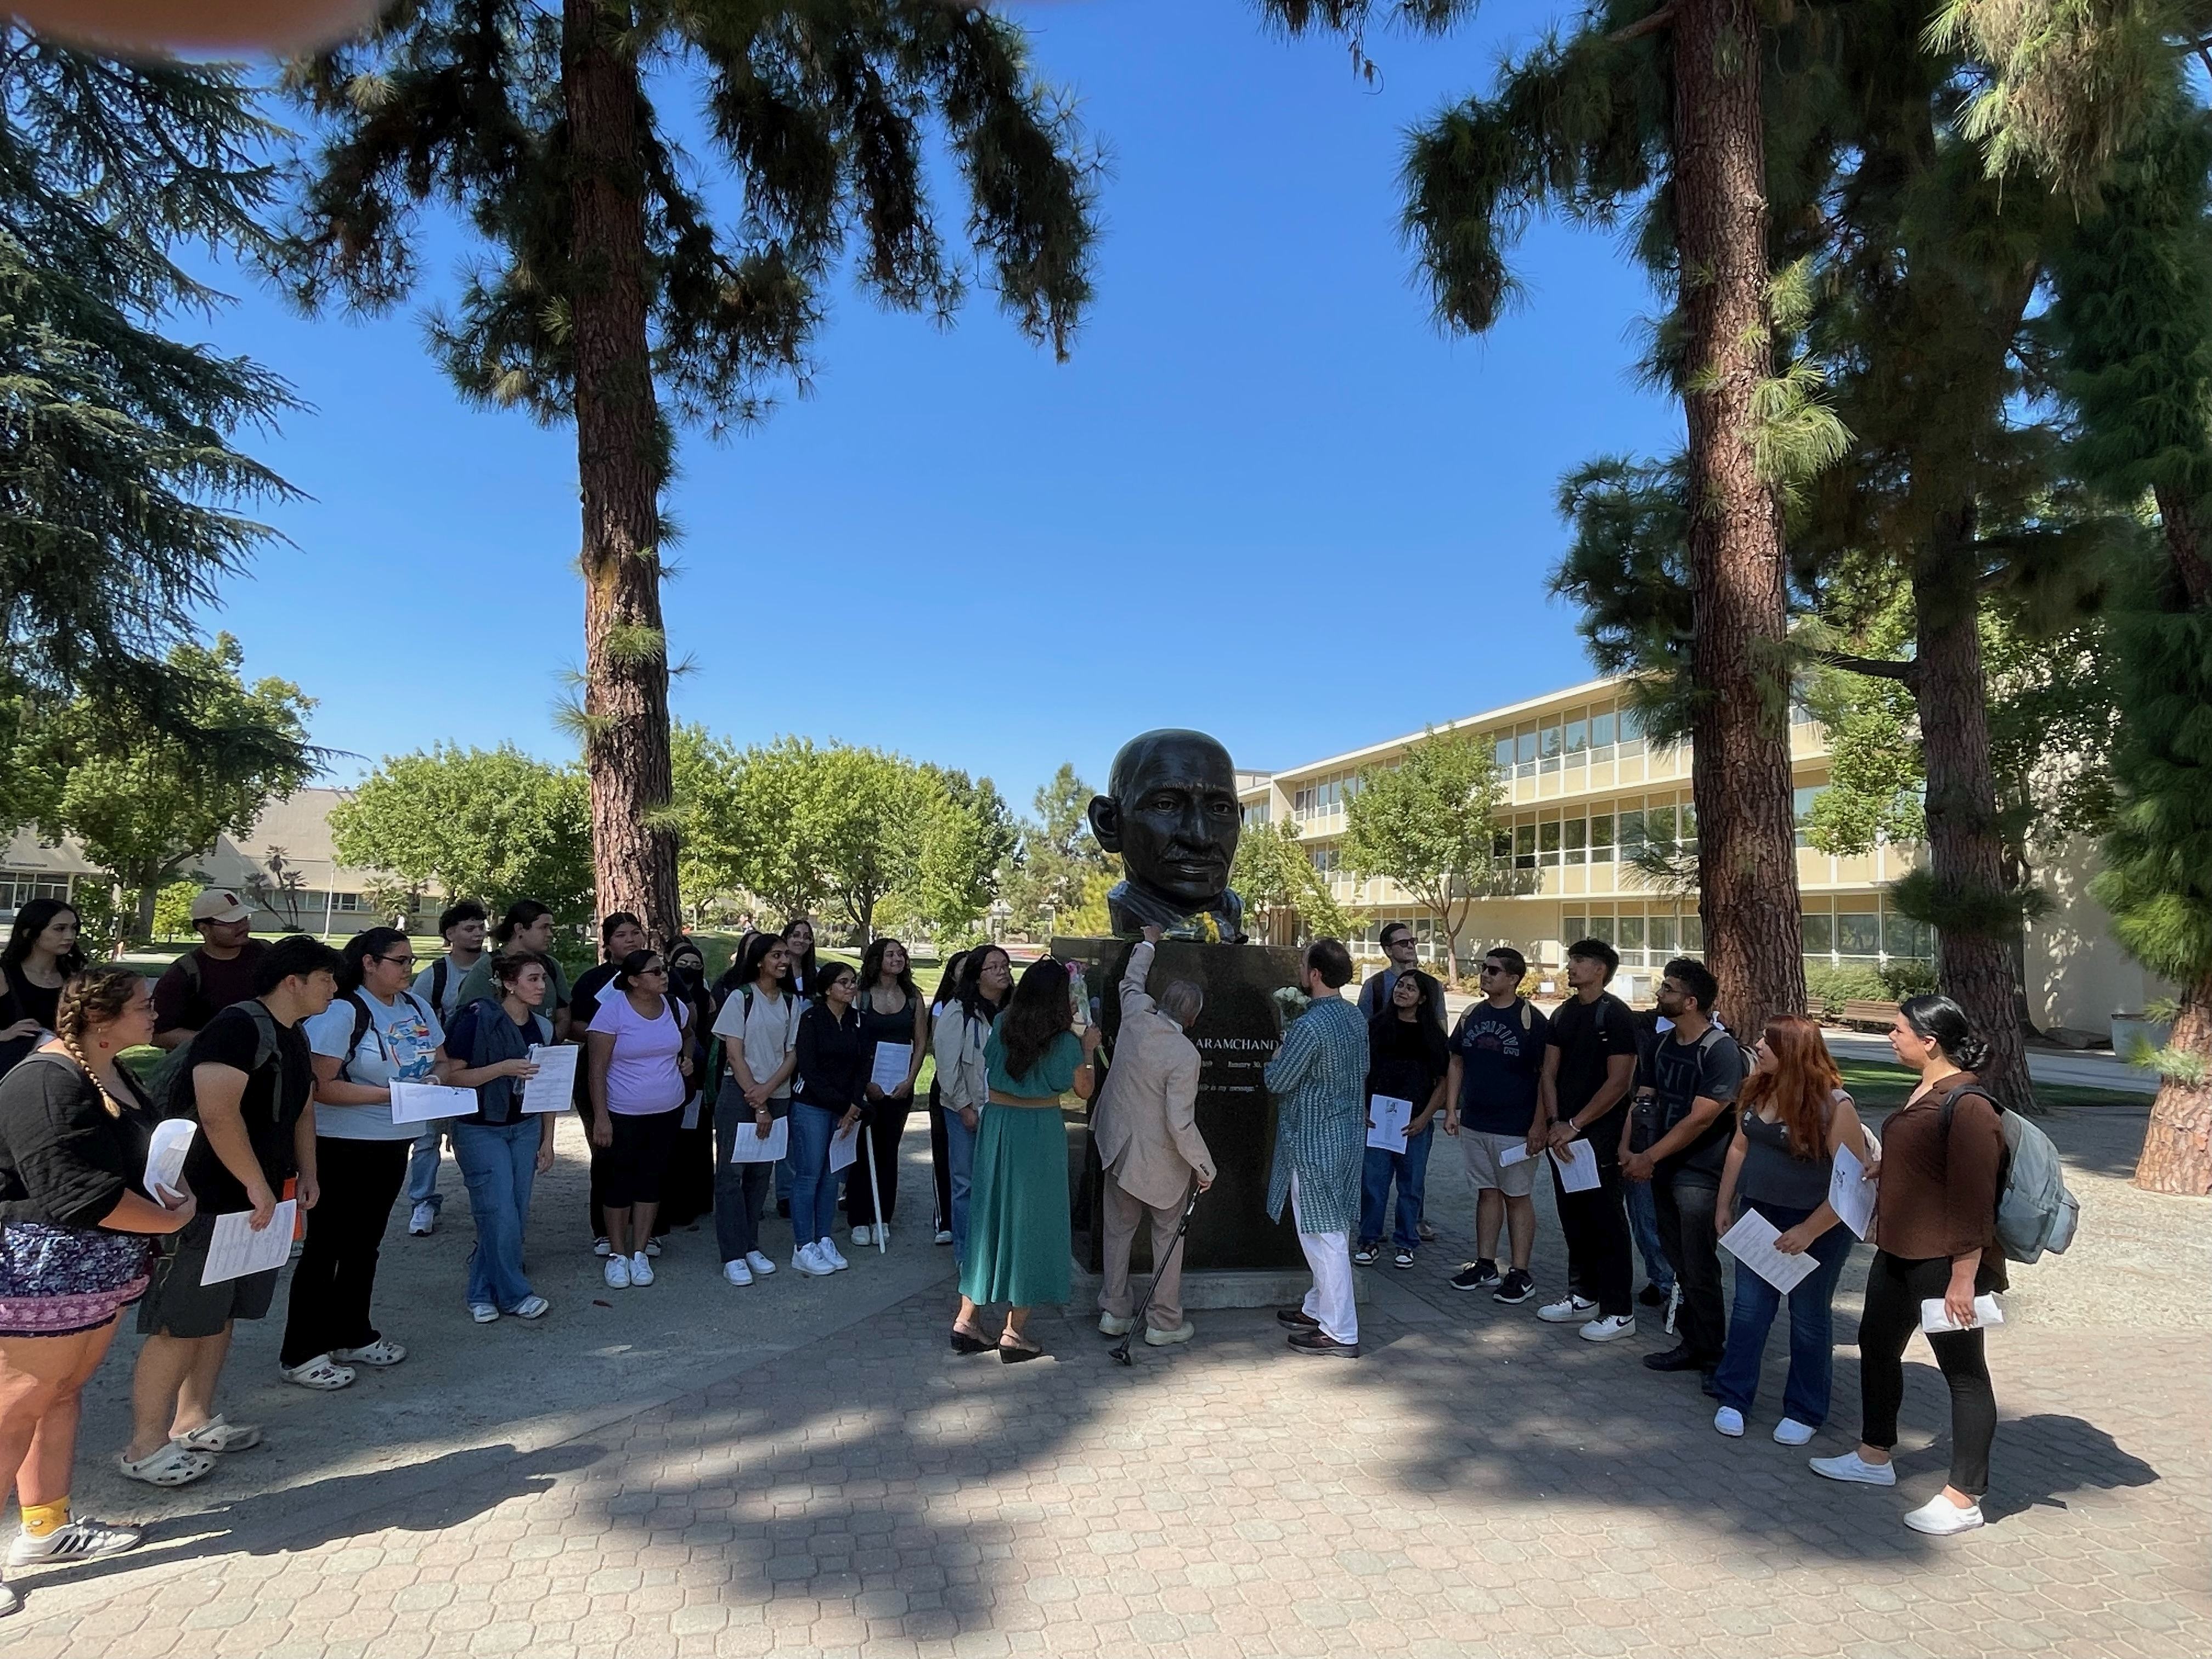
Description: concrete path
xmin=3 ymin=1101 xmax=2203 ymax=1657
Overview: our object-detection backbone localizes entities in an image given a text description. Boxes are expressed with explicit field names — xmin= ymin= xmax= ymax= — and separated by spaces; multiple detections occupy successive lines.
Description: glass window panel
xmin=1619 ymin=706 xmax=1643 ymax=740
xmin=1886 ymin=914 xmax=1934 ymax=959
xmin=1649 ymin=916 xmax=1678 ymax=956
xmin=1564 ymin=915 xmax=1586 ymax=944
xmin=1540 ymin=725 xmax=1562 ymax=759
xmin=1496 ymin=737 xmax=1514 ymax=770
xmin=1514 ymin=823 xmax=1537 ymax=868
xmin=1565 ymin=719 xmax=1588 ymax=754
xmin=1592 ymin=711 xmax=1616 ymax=748
xmin=1801 ymin=913 xmax=1833 ymax=955
xmin=1539 ymin=820 xmax=1562 ymax=862
xmin=1589 ymin=814 xmax=1614 ymax=860
xmin=1619 ymin=809 xmax=1645 ymax=855
xmin=1493 ymin=830 xmax=1513 ymax=861
xmin=1838 ymin=912 xmax=1880 ymax=956
xmin=1647 ymin=804 xmax=1677 ymax=847
xmin=1564 ymin=817 xmax=1587 ymax=865
xmin=1517 ymin=730 xmax=1538 ymax=764
xmin=1617 ymin=916 xmax=1646 ymax=963
xmin=1682 ymin=916 xmax=1703 ymax=954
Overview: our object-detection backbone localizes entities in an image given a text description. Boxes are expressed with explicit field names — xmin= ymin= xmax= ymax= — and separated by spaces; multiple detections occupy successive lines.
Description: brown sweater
xmin=1874 ymin=1071 xmax=2004 ymax=1266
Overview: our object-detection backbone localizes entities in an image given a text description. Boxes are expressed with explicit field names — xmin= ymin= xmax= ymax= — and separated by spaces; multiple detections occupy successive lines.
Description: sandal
xmin=117 ymin=1442 xmax=216 ymax=1488
xmin=174 ymin=1415 xmax=261 ymax=1454
xmin=997 ymin=1332 xmax=1045 ymax=1365
xmin=950 ymin=1321 xmax=994 ymax=1356
xmin=332 ymin=1338 xmax=406 ymax=1367
xmin=277 ymin=1354 xmax=356 ymax=1390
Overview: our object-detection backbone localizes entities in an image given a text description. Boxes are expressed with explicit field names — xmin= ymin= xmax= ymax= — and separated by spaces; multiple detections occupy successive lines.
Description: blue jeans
xmin=451 ymin=1119 xmax=539 ymax=1311
xmin=1358 ymin=1122 xmax=1434 ymax=1250
xmin=1711 ymin=1199 xmax=1855 ymax=1425
xmin=1625 ymin=1173 xmax=1674 ymax=1293
xmin=407 ymin=1120 xmax=450 ymax=1211
xmin=941 ymin=1104 xmax=977 ymax=1265
xmin=787 ymin=1103 xmax=842 ymax=1247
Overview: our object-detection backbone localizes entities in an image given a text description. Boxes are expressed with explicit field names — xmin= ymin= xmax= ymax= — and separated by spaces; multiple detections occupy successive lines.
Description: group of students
xmin=1339 ymin=927 xmax=2012 ymax=1538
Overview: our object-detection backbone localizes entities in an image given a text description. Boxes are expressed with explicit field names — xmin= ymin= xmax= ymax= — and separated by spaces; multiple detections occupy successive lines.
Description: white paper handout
xmin=1718 ymin=1209 xmax=1820 ymax=1294
xmin=727 ymin=1116 xmax=789 ymax=1163
xmin=145 ymin=1119 xmax=196 ymax=1202
xmin=828 ymin=1121 xmax=860 ymax=1174
xmin=1921 ymin=1294 xmax=2005 ymax=1335
xmin=870 ymin=1041 xmax=913 ymax=1096
xmin=390 ymin=1080 xmax=475 ymax=1126
xmin=1829 ymin=1142 xmax=1877 ymax=1240
xmin=520 ymin=1043 xmax=578 ymax=1113
xmin=200 ymin=1201 xmax=297 ymax=1286
xmin=1496 ymin=1139 xmax=1536 ymax=1167
xmin=1366 ymin=1094 xmax=1414 ymax=1152
xmin=1549 ymin=1138 xmax=1602 ymax=1193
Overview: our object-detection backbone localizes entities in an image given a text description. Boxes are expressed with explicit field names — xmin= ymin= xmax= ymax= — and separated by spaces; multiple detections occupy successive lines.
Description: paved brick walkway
xmin=4 ymin=1101 xmax=2206 ymax=1657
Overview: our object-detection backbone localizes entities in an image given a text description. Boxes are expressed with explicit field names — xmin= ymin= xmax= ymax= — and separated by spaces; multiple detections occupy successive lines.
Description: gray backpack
xmin=1942 ymin=1086 xmax=2081 ymax=1264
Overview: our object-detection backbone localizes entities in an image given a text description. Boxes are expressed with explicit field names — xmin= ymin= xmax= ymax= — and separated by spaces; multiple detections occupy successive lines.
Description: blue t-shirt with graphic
xmin=303 ymin=989 xmax=445 ymax=1142
xmin=1451 ymin=999 xmax=1549 ymax=1136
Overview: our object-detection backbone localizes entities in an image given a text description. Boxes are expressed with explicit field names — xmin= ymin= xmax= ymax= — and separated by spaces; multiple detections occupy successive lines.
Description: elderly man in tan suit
xmin=1094 ymin=927 xmax=1215 ymax=1346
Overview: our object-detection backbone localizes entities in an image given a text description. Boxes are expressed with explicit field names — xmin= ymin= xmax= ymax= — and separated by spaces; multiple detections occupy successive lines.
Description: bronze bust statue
xmin=1086 ymin=729 xmax=1247 ymax=941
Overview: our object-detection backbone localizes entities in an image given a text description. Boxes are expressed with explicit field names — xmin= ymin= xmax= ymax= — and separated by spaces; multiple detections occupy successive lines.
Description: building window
xmin=333 ymin=893 xmax=361 ymax=912
xmin=1514 ymin=823 xmax=1537 ymax=869
xmin=1565 ymin=718 xmax=1587 ymax=757
xmin=1564 ymin=914 xmax=1586 ymax=944
xmin=1243 ymin=802 xmax=1271 ymax=827
xmin=1618 ymin=706 xmax=1645 ymax=757
xmin=1539 ymin=724 xmax=1562 ymax=773
xmin=1680 ymin=801 xmax=1698 ymax=856
xmin=1838 ymin=912 xmax=1880 ymax=957
xmin=1618 ymin=808 xmax=1645 ymax=859
xmin=1646 ymin=803 xmax=1677 ymax=853
xmin=1801 ymin=912 xmax=1834 ymax=956
xmin=1516 ymin=727 xmax=1538 ymax=778
xmin=1682 ymin=915 xmax=1703 ymax=954
xmin=1589 ymin=814 xmax=1614 ymax=862
xmin=1539 ymin=819 xmax=1562 ymax=864
xmin=1886 ymin=913 xmax=1934 ymax=960
xmin=1592 ymin=710 xmax=1616 ymax=751
xmin=1493 ymin=830 xmax=1513 ymax=863
xmin=1293 ymin=786 xmax=1315 ymax=819
xmin=1564 ymin=816 xmax=1586 ymax=865
xmin=1649 ymin=916 xmax=1679 ymax=958
xmin=1494 ymin=736 xmax=1514 ymax=771
xmin=1617 ymin=915 xmax=1646 ymax=966
xmin=1793 ymin=785 xmax=1825 ymax=848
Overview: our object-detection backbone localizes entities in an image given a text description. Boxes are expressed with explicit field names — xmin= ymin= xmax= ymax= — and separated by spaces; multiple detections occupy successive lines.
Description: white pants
xmin=1291 ymin=1170 xmax=1358 ymax=1345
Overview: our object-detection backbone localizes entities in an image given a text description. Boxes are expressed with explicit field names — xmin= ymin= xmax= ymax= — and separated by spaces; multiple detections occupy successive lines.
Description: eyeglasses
xmin=376 ymin=955 xmax=416 ymax=967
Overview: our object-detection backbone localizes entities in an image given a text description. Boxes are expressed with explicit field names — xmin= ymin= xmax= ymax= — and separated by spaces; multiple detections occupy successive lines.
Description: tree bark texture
xmin=1671 ymin=0 xmax=1805 ymax=1035
xmin=1913 ymin=505 xmax=2035 ymax=1110
xmin=2137 ymin=973 xmax=2212 ymax=1193
xmin=565 ymin=0 xmax=680 ymax=944
xmin=2154 ymin=484 xmax=2212 ymax=607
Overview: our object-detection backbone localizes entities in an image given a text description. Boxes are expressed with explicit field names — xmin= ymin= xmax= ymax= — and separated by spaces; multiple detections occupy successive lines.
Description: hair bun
xmin=1952 ymin=1036 xmax=1992 ymax=1071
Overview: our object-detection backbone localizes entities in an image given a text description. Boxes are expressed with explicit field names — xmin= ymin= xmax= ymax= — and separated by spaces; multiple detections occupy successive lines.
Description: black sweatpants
xmin=928 ymin=1082 xmax=953 ymax=1235
xmin=844 ymin=1099 xmax=909 ymax=1227
xmin=1652 ymin=1173 xmax=1725 ymax=1362
xmin=1858 ymin=1250 xmax=1999 ymax=1497
xmin=1553 ymin=1155 xmax=1634 ymax=1319
xmin=280 ymin=1137 xmax=409 ymax=1368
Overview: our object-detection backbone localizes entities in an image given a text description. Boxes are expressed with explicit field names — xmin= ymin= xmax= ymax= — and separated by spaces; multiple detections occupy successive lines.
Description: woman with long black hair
xmin=926 ymin=951 xmax=971 ymax=1246
xmin=1812 ymin=994 xmax=2005 ymax=1536
xmin=933 ymin=945 xmax=1011 ymax=1267
xmin=790 ymin=962 xmax=866 ymax=1277
xmin=0 ymin=900 xmax=84 ymax=1080
xmin=952 ymin=957 xmax=1101 ymax=1362
xmin=1355 ymin=970 xmax=1450 ymax=1270
xmin=845 ymin=937 xmax=930 ymax=1246
xmin=780 ymin=918 xmax=820 ymax=1004
xmin=281 ymin=928 xmax=447 ymax=1390
xmin=585 ymin=950 xmax=693 ymax=1289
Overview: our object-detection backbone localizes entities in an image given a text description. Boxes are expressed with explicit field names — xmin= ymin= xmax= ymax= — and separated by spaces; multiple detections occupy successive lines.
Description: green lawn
xmin=1836 ymin=1058 xmax=2145 ymax=1114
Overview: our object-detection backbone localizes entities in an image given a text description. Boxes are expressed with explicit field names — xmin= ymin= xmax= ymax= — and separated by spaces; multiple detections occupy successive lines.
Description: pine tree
xmin=1258 ymin=0 xmax=1809 ymax=1032
xmin=0 ymin=30 xmax=304 ymax=818
xmin=280 ymin=2 xmax=1099 ymax=943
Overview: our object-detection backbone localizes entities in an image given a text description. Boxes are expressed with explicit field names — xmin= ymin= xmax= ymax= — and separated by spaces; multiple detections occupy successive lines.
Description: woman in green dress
xmin=952 ymin=957 xmax=1101 ymax=1362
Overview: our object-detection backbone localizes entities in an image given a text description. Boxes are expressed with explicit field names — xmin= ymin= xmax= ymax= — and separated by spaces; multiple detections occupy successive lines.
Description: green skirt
xmin=959 ymin=1104 xmax=1071 ymax=1307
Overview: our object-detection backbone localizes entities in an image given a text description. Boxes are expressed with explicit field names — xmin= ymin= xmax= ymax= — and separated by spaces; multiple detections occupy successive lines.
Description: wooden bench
xmin=1838 ymin=998 xmax=1900 ymax=1031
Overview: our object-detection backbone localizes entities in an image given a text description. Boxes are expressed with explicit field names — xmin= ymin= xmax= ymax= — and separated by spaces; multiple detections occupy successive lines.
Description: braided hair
xmin=53 ymin=966 xmax=146 ymax=1120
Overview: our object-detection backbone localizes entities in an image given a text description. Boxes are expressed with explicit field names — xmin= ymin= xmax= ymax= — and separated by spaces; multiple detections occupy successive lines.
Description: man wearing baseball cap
xmin=151 ymin=889 xmax=270 ymax=1052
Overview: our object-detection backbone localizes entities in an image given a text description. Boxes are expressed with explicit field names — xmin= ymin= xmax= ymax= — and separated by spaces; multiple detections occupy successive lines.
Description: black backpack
xmin=159 ymin=1000 xmax=289 ymax=1125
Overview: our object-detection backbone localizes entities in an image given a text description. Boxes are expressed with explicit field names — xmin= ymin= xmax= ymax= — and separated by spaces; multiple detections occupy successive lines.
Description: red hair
xmin=1739 ymin=1013 xmax=1842 ymax=1160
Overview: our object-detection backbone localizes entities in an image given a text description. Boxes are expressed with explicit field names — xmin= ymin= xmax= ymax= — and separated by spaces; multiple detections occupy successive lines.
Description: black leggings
xmin=1858 ymin=1250 xmax=1998 ymax=1497
xmin=844 ymin=1099 xmax=909 ymax=1226
xmin=929 ymin=1081 xmax=953 ymax=1234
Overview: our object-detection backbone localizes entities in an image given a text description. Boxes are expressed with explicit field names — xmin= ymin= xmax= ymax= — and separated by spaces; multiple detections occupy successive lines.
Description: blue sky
xmin=195 ymin=0 xmax=1681 ymax=814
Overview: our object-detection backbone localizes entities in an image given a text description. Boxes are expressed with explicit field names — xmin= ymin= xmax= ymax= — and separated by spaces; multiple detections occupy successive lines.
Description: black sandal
xmin=998 ymin=1334 xmax=1045 ymax=1364
xmin=950 ymin=1324 xmax=993 ymax=1356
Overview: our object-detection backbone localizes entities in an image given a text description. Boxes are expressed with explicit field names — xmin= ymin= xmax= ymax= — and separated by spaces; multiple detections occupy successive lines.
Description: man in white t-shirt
xmin=708 ymin=936 xmax=802 ymax=1285
xmin=403 ymin=900 xmax=488 ymax=1234
xmin=281 ymin=933 xmax=447 ymax=1390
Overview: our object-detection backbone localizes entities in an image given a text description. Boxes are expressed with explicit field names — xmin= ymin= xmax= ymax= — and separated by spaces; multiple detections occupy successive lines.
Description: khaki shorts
xmin=1458 ymin=1129 xmax=1540 ymax=1198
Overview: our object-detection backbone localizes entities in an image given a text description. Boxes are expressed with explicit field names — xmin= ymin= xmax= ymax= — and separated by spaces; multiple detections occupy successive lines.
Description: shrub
xmin=1802 ymin=963 xmax=1888 ymax=1022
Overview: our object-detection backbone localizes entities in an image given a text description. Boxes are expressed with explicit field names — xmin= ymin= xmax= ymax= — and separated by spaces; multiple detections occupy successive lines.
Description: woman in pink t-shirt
xmin=585 ymin=950 xmax=693 ymax=1289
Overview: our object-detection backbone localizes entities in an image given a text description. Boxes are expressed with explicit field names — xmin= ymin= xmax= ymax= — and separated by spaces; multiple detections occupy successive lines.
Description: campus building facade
xmin=1238 ymin=675 xmax=2154 ymax=1034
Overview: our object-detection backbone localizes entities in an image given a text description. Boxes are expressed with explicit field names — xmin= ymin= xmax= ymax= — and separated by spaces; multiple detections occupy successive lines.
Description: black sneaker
xmin=1492 ymin=1268 xmax=1536 ymax=1305
xmin=1638 ymin=1283 xmax=1669 ymax=1308
xmin=1451 ymin=1259 xmax=1501 ymax=1292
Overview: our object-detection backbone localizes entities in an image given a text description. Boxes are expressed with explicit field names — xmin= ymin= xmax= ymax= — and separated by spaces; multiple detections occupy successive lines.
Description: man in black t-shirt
xmin=122 ymin=934 xmax=341 ymax=1487
xmin=1442 ymin=948 xmax=1549 ymax=1304
xmin=1533 ymin=939 xmax=1641 ymax=1340
xmin=1622 ymin=956 xmax=1746 ymax=1380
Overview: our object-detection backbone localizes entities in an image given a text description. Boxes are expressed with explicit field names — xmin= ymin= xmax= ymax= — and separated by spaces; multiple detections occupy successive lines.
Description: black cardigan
xmin=0 ymin=1052 xmax=156 ymax=1229
xmin=793 ymin=1001 xmax=868 ymax=1113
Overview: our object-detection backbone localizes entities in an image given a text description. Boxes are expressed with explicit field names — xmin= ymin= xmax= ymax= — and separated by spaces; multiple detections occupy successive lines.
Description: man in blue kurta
xmin=1265 ymin=939 xmax=1370 ymax=1358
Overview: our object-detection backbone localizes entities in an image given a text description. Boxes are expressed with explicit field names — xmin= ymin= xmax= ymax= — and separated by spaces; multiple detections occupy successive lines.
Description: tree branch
xmin=1609 ymin=3 xmax=1677 ymax=44
xmin=1813 ymin=650 xmax=1919 ymax=685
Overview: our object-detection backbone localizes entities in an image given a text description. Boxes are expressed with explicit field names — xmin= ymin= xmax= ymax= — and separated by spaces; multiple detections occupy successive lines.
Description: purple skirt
xmin=0 ymin=1222 xmax=151 ymax=1337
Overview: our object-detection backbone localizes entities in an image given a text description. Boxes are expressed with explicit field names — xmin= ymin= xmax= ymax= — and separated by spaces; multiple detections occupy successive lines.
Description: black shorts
xmin=603 ymin=1107 xmax=682 ymax=1206
xmin=136 ymin=1212 xmax=281 ymax=1339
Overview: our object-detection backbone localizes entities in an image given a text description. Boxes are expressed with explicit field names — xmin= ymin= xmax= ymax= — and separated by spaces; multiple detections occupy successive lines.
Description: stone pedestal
xmin=1053 ymin=936 xmax=1307 ymax=1287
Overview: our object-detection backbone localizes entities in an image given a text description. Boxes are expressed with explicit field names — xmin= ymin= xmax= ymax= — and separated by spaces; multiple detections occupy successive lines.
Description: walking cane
xmin=1109 ymin=1182 xmax=1202 ymax=1367
xmin=862 ymin=1115 xmax=887 ymax=1254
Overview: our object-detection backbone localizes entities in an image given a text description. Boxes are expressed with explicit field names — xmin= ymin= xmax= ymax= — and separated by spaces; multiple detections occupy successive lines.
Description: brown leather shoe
xmin=1276 ymin=1305 xmax=1320 ymax=1329
xmin=1286 ymin=1328 xmax=1359 ymax=1358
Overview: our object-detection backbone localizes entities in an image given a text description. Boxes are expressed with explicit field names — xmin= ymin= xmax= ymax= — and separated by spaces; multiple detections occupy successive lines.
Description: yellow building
xmin=1238 ymin=675 xmax=2149 ymax=1030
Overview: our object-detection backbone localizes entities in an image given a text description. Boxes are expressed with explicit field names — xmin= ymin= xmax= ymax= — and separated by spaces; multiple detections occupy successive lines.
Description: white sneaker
xmin=792 ymin=1243 xmax=832 ymax=1277
xmin=593 ymin=1236 xmax=612 ymax=1257
xmin=745 ymin=1251 xmax=776 ymax=1276
xmin=1773 ymin=1418 xmax=1816 ymax=1446
xmin=1810 ymin=1451 xmax=1897 ymax=1487
xmin=1579 ymin=1313 xmax=1637 ymax=1343
xmin=1713 ymin=1407 xmax=1745 ymax=1438
xmin=723 ymin=1259 xmax=753 ymax=1287
xmin=408 ymin=1201 xmax=436 ymax=1236
xmin=1903 ymin=1494 xmax=1985 ymax=1536
xmin=851 ymin=1224 xmax=875 ymax=1246
xmin=816 ymin=1237 xmax=850 ymax=1271
xmin=934 ymin=1228 xmax=953 ymax=1245
xmin=1538 ymin=1295 xmax=1598 ymax=1323
xmin=603 ymin=1254 xmax=631 ymax=1289
xmin=628 ymin=1251 xmax=654 ymax=1286
xmin=511 ymin=1295 xmax=550 ymax=1319
xmin=8 ymin=1516 xmax=144 ymax=1566
xmin=1099 ymin=1312 xmax=1135 ymax=1336
xmin=470 ymin=1303 xmax=499 ymax=1324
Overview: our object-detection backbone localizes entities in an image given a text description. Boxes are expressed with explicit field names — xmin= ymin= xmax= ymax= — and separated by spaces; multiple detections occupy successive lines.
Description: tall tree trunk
xmin=1672 ymin=0 xmax=1805 ymax=1034
xmin=565 ymin=0 xmax=680 ymax=944
xmin=1913 ymin=504 xmax=2035 ymax=1109
xmin=2137 ymin=973 xmax=2212 ymax=1194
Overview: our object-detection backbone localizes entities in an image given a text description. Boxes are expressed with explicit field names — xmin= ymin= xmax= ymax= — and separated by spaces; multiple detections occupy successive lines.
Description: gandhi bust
xmin=1086 ymin=729 xmax=1247 ymax=942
